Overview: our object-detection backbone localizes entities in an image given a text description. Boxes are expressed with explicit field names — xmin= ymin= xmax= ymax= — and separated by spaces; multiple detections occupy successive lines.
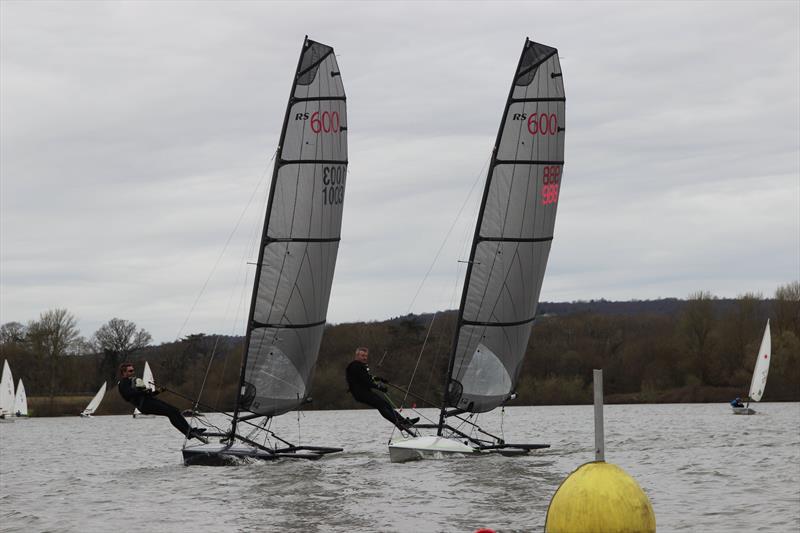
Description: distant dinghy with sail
xmin=389 ymin=38 xmax=564 ymax=463
xmin=732 ymin=320 xmax=771 ymax=415
xmin=0 ymin=360 xmax=16 ymax=422
xmin=133 ymin=361 xmax=157 ymax=418
xmin=182 ymin=37 xmax=347 ymax=465
xmin=80 ymin=382 xmax=107 ymax=418
xmin=14 ymin=379 xmax=28 ymax=417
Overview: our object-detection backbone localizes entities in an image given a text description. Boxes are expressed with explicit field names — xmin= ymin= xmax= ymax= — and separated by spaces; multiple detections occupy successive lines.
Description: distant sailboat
xmin=732 ymin=320 xmax=771 ymax=415
xmin=14 ymin=379 xmax=28 ymax=417
xmin=133 ymin=361 xmax=156 ymax=418
xmin=0 ymin=360 xmax=15 ymax=422
xmin=389 ymin=38 xmax=564 ymax=462
xmin=80 ymin=382 xmax=107 ymax=418
xmin=182 ymin=36 xmax=347 ymax=465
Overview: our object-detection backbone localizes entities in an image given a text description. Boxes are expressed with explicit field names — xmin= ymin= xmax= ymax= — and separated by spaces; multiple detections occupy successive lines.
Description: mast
xmin=437 ymin=38 xmax=565 ymax=432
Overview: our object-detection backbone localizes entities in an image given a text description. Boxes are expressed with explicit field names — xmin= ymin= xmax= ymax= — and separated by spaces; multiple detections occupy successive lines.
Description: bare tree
xmin=27 ymin=308 xmax=81 ymax=409
xmin=92 ymin=318 xmax=152 ymax=381
xmin=0 ymin=322 xmax=27 ymax=345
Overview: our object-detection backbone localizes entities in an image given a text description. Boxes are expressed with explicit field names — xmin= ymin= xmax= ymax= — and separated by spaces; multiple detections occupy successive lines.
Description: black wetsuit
xmin=345 ymin=360 xmax=409 ymax=431
xmin=118 ymin=377 xmax=191 ymax=436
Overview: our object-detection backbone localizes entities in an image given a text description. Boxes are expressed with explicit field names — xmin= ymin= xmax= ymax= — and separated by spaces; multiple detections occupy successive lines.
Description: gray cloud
xmin=2 ymin=1 xmax=798 ymax=343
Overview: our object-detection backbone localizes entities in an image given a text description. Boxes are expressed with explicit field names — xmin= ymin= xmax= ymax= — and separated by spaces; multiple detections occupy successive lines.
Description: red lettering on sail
xmin=527 ymin=113 xmax=559 ymax=136
xmin=541 ymin=166 xmax=562 ymax=205
xmin=310 ymin=111 xmax=341 ymax=134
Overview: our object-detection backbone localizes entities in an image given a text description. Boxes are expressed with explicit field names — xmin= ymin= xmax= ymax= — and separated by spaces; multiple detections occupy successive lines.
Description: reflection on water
xmin=1 ymin=404 xmax=799 ymax=532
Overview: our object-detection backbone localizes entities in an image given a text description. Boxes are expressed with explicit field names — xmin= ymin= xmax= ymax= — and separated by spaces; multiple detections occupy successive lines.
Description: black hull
xmin=182 ymin=442 xmax=342 ymax=466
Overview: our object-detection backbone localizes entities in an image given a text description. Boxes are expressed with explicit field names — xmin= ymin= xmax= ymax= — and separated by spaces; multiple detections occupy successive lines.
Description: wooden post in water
xmin=593 ymin=369 xmax=604 ymax=462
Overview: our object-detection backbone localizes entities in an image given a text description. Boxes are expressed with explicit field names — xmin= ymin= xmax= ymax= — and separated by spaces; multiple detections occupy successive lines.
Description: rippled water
xmin=1 ymin=403 xmax=799 ymax=532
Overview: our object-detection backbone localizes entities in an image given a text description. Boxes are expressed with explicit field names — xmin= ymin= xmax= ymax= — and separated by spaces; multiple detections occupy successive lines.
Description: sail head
xmin=446 ymin=39 xmax=565 ymax=414
xmin=240 ymin=38 xmax=347 ymax=418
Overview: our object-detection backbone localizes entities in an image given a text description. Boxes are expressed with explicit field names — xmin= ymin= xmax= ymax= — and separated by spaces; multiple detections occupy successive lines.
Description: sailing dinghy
xmin=389 ymin=38 xmax=564 ymax=463
xmin=133 ymin=361 xmax=156 ymax=418
xmin=0 ymin=360 xmax=15 ymax=421
xmin=14 ymin=379 xmax=28 ymax=417
xmin=732 ymin=320 xmax=771 ymax=415
xmin=80 ymin=382 xmax=107 ymax=417
xmin=182 ymin=37 xmax=347 ymax=465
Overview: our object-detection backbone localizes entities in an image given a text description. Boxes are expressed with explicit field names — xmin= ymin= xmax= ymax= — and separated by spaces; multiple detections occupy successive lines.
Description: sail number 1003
xmin=322 ymin=166 xmax=346 ymax=205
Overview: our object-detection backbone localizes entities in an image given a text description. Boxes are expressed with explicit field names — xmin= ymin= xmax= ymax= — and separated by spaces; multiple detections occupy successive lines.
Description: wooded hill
xmin=3 ymin=289 xmax=799 ymax=416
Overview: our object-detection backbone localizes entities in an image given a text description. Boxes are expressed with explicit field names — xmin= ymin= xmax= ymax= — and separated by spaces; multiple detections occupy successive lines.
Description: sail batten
xmin=236 ymin=37 xmax=347 ymax=421
xmin=441 ymin=38 xmax=565 ymax=417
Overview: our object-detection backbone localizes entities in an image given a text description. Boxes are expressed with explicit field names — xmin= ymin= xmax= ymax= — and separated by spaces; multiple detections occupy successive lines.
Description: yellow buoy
xmin=545 ymin=461 xmax=655 ymax=533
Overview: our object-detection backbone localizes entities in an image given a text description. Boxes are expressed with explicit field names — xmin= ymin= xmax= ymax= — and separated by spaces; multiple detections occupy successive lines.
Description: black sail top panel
xmin=446 ymin=39 xmax=565 ymax=414
xmin=241 ymin=39 xmax=347 ymax=418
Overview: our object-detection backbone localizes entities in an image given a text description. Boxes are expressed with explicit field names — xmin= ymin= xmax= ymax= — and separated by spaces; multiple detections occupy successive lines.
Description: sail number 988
xmin=541 ymin=165 xmax=561 ymax=205
xmin=322 ymin=166 xmax=346 ymax=205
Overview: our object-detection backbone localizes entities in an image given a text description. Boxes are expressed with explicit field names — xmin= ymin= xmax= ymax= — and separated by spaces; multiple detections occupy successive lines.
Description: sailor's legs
xmin=140 ymin=397 xmax=191 ymax=435
xmin=356 ymin=392 xmax=410 ymax=431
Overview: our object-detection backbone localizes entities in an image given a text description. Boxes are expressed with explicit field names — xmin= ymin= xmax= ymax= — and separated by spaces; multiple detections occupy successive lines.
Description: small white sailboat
xmin=732 ymin=320 xmax=771 ymax=415
xmin=13 ymin=379 xmax=28 ymax=417
xmin=0 ymin=360 xmax=16 ymax=422
xmin=389 ymin=38 xmax=563 ymax=462
xmin=133 ymin=361 xmax=156 ymax=418
xmin=80 ymin=382 xmax=107 ymax=417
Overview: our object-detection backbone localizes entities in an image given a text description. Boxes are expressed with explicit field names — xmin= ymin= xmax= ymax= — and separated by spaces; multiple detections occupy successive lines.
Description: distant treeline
xmin=2 ymin=283 xmax=798 ymax=416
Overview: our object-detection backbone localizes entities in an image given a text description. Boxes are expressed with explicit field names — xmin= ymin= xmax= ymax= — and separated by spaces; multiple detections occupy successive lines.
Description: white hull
xmin=732 ymin=407 xmax=756 ymax=415
xmin=388 ymin=436 xmax=479 ymax=463
xmin=133 ymin=413 xmax=156 ymax=419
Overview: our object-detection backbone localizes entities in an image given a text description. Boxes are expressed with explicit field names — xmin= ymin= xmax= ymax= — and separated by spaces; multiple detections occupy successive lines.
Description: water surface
xmin=1 ymin=403 xmax=798 ymax=532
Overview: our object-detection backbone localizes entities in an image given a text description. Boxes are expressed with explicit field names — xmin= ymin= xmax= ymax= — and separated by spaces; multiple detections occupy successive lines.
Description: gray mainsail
xmin=237 ymin=38 xmax=347 ymax=419
xmin=443 ymin=39 xmax=565 ymax=416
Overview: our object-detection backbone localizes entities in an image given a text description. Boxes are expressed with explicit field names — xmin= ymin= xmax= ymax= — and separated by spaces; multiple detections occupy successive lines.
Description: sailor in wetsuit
xmin=345 ymin=347 xmax=418 ymax=432
xmin=117 ymin=362 xmax=206 ymax=441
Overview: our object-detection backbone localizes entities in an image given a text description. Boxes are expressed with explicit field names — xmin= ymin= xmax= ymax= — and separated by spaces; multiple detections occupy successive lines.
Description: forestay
xmin=239 ymin=39 xmax=347 ymax=418
xmin=445 ymin=40 xmax=565 ymax=414
xmin=748 ymin=320 xmax=771 ymax=402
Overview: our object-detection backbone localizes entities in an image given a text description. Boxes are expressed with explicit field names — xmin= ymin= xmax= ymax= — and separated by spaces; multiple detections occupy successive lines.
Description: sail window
xmin=459 ymin=343 xmax=513 ymax=397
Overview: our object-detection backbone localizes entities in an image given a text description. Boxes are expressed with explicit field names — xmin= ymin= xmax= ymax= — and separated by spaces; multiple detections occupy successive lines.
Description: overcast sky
xmin=1 ymin=1 xmax=798 ymax=344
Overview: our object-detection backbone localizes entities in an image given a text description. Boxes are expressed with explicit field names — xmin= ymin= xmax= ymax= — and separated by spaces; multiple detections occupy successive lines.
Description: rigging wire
xmin=403 ymin=154 xmax=491 ymax=317
xmin=378 ymin=151 xmax=491 ymax=440
xmin=385 ymin=154 xmax=491 ymax=441
xmin=177 ymin=151 xmax=277 ymax=429
xmin=175 ymin=152 xmax=278 ymax=342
